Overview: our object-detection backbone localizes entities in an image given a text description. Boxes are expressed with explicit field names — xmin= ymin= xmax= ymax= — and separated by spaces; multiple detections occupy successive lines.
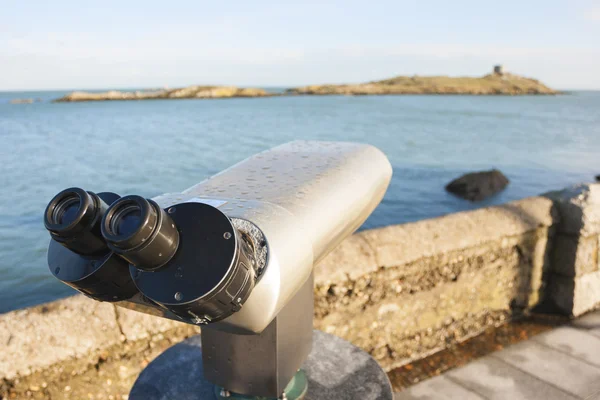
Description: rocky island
xmin=53 ymin=85 xmax=270 ymax=102
xmin=9 ymin=98 xmax=36 ymax=104
xmin=287 ymin=67 xmax=558 ymax=96
xmin=52 ymin=67 xmax=559 ymax=102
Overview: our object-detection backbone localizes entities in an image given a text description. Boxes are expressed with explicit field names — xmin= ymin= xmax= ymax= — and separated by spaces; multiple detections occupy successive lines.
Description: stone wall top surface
xmin=0 ymin=295 xmax=189 ymax=380
xmin=316 ymin=196 xmax=557 ymax=285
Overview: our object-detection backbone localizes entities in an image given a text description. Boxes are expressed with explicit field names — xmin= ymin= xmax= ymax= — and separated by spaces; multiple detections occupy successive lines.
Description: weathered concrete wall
xmin=2 ymin=183 xmax=599 ymax=399
xmin=314 ymin=196 xmax=558 ymax=371
xmin=545 ymin=184 xmax=600 ymax=316
xmin=0 ymin=296 xmax=199 ymax=399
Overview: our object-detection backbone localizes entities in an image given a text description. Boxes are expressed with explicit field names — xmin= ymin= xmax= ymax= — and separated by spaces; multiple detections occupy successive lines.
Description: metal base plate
xmin=214 ymin=370 xmax=307 ymax=400
xmin=130 ymin=330 xmax=393 ymax=400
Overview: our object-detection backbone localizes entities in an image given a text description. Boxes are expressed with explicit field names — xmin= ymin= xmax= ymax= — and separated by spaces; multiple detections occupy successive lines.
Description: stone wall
xmin=544 ymin=184 xmax=600 ymax=316
xmin=0 ymin=296 xmax=200 ymax=399
xmin=2 ymin=183 xmax=599 ymax=399
xmin=314 ymin=196 xmax=558 ymax=371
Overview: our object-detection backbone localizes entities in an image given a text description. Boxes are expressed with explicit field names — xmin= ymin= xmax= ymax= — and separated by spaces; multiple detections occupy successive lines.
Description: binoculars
xmin=45 ymin=186 xmax=256 ymax=324
xmin=44 ymin=141 xmax=392 ymax=398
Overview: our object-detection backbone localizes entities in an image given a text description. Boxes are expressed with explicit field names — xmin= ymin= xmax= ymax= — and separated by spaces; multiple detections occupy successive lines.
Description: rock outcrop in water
xmin=286 ymin=73 xmax=558 ymax=96
xmin=446 ymin=169 xmax=510 ymax=201
xmin=9 ymin=98 xmax=35 ymax=104
xmin=53 ymin=86 xmax=271 ymax=102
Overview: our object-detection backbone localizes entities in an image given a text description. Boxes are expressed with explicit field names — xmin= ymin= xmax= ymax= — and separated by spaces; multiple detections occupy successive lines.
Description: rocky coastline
xmin=9 ymin=98 xmax=42 ymax=104
xmin=53 ymin=86 xmax=271 ymax=102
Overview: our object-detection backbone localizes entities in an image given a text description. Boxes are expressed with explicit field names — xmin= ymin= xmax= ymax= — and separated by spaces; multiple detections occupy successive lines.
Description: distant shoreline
xmin=8 ymin=71 xmax=561 ymax=103
xmin=52 ymin=86 xmax=272 ymax=102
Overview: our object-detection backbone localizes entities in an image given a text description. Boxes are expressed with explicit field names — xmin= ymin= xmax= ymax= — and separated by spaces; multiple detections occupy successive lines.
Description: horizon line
xmin=2 ymin=84 xmax=600 ymax=93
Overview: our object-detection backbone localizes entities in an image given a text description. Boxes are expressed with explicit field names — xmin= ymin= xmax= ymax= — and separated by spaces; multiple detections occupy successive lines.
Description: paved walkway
xmin=395 ymin=311 xmax=600 ymax=400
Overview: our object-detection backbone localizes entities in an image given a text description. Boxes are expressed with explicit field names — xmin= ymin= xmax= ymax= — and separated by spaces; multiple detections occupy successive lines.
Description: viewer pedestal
xmin=130 ymin=330 xmax=393 ymax=400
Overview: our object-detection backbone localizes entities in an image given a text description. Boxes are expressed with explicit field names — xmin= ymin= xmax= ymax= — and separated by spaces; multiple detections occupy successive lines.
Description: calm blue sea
xmin=0 ymin=90 xmax=599 ymax=313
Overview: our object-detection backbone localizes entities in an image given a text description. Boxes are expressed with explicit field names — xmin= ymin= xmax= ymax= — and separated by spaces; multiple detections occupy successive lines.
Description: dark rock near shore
xmin=596 ymin=175 xmax=600 ymax=182
xmin=446 ymin=169 xmax=509 ymax=201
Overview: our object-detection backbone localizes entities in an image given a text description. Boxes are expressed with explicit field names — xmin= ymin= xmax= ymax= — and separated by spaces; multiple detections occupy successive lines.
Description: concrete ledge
xmin=551 ymin=234 xmax=599 ymax=277
xmin=0 ymin=296 xmax=199 ymax=381
xmin=316 ymin=196 xmax=556 ymax=286
xmin=549 ymin=270 xmax=600 ymax=316
xmin=545 ymin=183 xmax=600 ymax=237
xmin=0 ymin=296 xmax=199 ymax=399
xmin=315 ymin=196 xmax=557 ymax=370
xmin=0 ymin=296 xmax=119 ymax=381
xmin=544 ymin=183 xmax=600 ymax=316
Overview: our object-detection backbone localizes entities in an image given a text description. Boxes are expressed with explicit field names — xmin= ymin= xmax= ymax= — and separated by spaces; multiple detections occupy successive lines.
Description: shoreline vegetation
xmin=48 ymin=70 xmax=558 ymax=103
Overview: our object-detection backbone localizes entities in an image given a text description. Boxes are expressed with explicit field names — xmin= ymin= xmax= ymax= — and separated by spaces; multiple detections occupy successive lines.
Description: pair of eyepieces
xmin=44 ymin=188 xmax=179 ymax=271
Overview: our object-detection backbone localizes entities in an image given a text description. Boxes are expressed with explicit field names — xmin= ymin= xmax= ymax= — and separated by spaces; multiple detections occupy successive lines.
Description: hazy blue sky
xmin=1 ymin=0 xmax=599 ymax=90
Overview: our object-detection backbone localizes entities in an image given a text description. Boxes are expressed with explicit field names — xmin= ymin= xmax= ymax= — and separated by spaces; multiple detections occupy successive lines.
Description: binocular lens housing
xmin=45 ymin=189 xmax=259 ymax=323
xmin=129 ymin=202 xmax=258 ymax=324
xmin=101 ymin=195 xmax=179 ymax=271
xmin=44 ymin=189 xmax=139 ymax=302
xmin=44 ymin=187 xmax=109 ymax=256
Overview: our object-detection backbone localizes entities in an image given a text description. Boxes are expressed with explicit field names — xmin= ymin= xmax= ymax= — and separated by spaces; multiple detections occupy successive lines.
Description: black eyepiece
xmin=101 ymin=195 xmax=179 ymax=271
xmin=44 ymin=187 xmax=109 ymax=256
xmin=111 ymin=204 xmax=142 ymax=237
xmin=51 ymin=194 xmax=80 ymax=226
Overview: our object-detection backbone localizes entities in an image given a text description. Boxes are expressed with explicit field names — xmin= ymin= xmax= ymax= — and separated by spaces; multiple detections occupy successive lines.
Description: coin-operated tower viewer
xmin=44 ymin=141 xmax=394 ymax=400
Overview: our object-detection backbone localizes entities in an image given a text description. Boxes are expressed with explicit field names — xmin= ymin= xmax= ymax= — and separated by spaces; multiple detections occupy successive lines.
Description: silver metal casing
xmin=153 ymin=141 xmax=392 ymax=334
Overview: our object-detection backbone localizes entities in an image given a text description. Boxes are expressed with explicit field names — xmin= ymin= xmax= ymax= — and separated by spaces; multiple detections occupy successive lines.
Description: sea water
xmin=0 ymin=90 xmax=598 ymax=312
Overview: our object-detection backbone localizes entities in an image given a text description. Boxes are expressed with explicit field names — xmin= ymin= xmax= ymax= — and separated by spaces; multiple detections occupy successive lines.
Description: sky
xmin=1 ymin=0 xmax=599 ymax=91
